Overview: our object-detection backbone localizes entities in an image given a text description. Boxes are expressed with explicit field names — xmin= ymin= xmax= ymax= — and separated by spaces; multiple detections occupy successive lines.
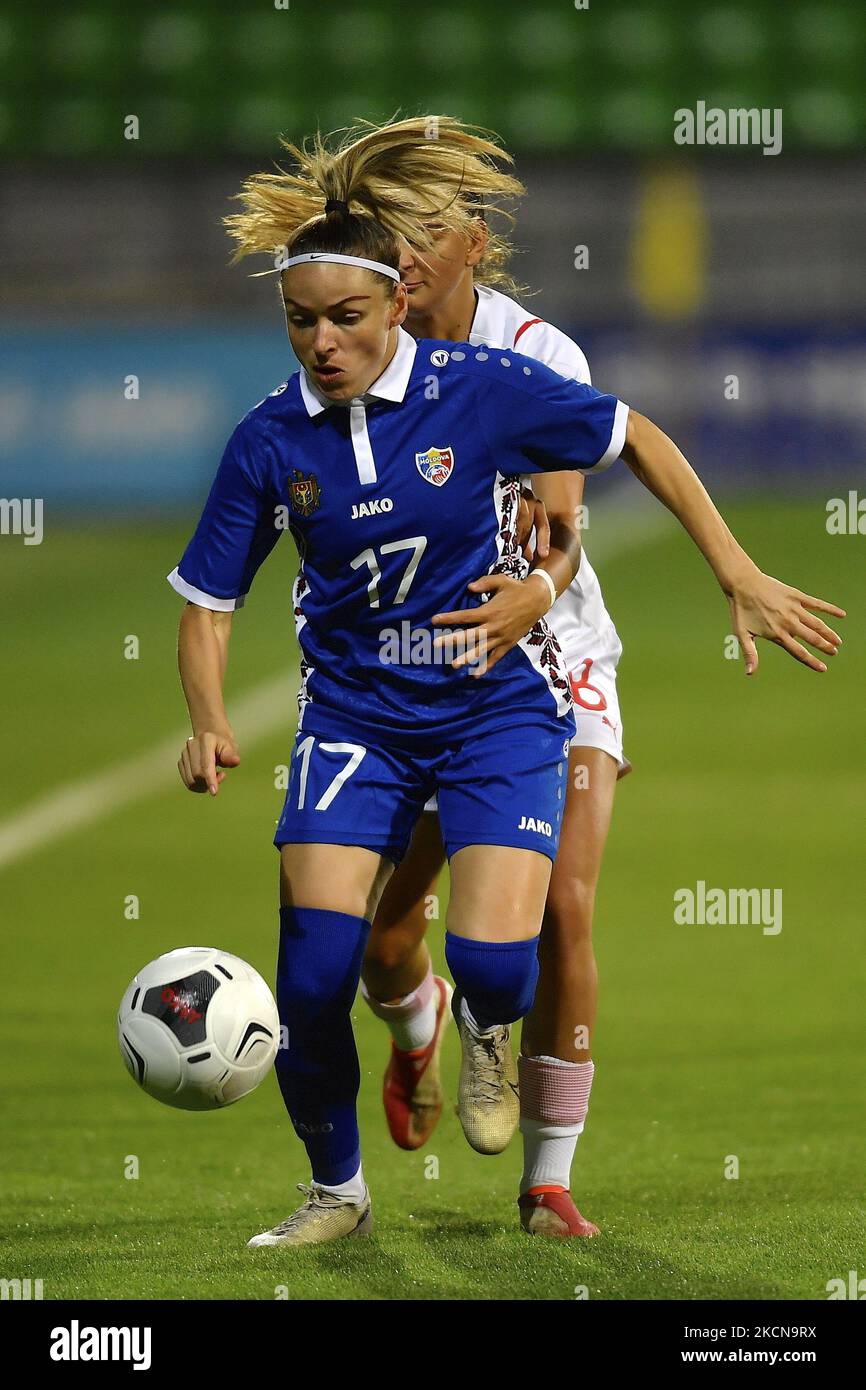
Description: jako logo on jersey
xmin=351 ymin=498 xmax=394 ymax=519
xmin=518 ymin=816 xmax=552 ymax=835
xmin=288 ymin=469 xmax=321 ymax=516
xmin=430 ymin=349 xmax=450 ymax=366
xmin=415 ymin=445 xmax=454 ymax=487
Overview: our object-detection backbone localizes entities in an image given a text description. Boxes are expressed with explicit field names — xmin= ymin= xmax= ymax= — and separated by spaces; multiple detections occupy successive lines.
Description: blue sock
xmin=274 ymin=906 xmax=370 ymax=1187
xmin=444 ymin=931 xmax=540 ymax=1030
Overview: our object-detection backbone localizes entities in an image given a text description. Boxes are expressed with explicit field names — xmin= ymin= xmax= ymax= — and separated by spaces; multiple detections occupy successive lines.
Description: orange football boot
xmin=518 ymin=1186 xmax=601 ymax=1238
xmin=382 ymin=977 xmax=453 ymax=1150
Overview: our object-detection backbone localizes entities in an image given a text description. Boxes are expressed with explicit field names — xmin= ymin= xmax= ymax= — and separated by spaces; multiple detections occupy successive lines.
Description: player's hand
xmin=431 ymin=572 xmax=552 ymax=676
xmin=516 ymin=488 xmax=550 ymax=563
xmin=178 ymin=731 xmax=241 ymax=795
xmin=727 ymin=570 xmax=845 ymax=675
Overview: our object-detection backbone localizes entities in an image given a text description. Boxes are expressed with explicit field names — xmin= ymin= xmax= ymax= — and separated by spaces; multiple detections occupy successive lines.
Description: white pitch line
xmin=0 ymin=497 xmax=675 ymax=873
xmin=0 ymin=673 xmax=297 ymax=872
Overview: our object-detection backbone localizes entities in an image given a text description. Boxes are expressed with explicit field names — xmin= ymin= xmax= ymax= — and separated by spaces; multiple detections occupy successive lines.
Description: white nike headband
xmin=280 ymin=252 xmax=401 ymax=282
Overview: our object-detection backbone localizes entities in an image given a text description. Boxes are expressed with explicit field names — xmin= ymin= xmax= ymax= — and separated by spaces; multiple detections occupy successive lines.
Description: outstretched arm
xmin=620 ymin=410 xmax=845 ymax=674
xmin=176 ymin=604 xmax=241 ymax=794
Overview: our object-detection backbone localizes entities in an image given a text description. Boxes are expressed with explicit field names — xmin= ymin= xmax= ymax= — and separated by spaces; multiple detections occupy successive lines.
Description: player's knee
xmin=363 ymin=922 xmax=421 ymax=975
xmin=445 ymin=931 xmax=539 ymax=1027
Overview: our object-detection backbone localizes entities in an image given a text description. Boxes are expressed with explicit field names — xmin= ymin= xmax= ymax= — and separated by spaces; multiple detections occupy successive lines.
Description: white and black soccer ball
xmin=117 ymin=947 xmax=279 ymax=1111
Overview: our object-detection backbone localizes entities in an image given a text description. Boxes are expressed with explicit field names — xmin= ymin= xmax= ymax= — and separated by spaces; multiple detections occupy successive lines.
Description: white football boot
xmin=452 ymin=991 xmax=519 ymax=1154
xmin=247 ymin=1183 xmax=372 ymax=1248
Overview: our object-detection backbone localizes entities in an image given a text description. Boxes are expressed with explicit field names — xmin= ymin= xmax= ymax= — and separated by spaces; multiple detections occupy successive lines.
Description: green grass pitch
xmin=1 ymin=496 xmax=863 ymax=1300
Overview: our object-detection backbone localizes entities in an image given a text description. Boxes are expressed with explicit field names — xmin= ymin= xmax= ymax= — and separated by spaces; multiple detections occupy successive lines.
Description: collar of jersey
xmin=299 ymin=326 xmax=418 ymax=417
xmin=468 ymin=284 xmax=507 ymax=349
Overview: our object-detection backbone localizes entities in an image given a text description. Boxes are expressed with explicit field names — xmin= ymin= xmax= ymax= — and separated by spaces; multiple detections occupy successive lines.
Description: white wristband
xmin=527 ymin=568 xmax=557 ymax=613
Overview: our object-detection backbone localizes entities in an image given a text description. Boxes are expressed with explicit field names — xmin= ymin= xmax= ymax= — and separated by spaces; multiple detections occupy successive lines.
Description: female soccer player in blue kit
xmin=171 ymin=124 xmax=844 ymax=1248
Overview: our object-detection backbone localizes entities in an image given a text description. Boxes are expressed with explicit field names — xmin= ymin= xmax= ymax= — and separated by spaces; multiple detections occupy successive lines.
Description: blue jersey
xmin=168 ymin=329 xmax=628 ymax=747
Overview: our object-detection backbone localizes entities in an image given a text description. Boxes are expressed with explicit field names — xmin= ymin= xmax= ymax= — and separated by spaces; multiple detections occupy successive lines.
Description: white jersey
xmin=469 ymin=286 xmax=624 ymax=707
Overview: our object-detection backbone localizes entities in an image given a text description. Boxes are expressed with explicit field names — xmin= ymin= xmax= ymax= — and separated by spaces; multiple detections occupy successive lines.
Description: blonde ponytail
xmin=223 ymin=114 xmax=527 ymax=294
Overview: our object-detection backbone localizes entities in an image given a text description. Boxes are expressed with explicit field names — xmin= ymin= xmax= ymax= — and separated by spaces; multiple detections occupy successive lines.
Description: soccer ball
xmin=117 ymin=947 xmax=279 ymax=1111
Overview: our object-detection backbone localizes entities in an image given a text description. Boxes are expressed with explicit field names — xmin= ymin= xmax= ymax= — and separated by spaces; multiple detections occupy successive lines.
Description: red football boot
xmin=518 ymin=1186 xmax=601 ymax=1238
xmin=382 ymin=977 xmax=453 ymax=1151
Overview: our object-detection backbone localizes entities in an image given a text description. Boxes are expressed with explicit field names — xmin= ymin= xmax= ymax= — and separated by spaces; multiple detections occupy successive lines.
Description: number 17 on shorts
xmin=273 ymin=727 xmax=430 ymax=864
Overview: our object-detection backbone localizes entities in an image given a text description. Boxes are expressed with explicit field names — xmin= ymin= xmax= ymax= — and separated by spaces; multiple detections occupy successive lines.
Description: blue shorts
xmin=274 ymin=711 xmax=573 ymax=865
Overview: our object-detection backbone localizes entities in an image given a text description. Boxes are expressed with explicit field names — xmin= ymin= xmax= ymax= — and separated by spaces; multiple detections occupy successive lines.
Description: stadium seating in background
xmin=0 ymin=0 xmax=862 ymax=158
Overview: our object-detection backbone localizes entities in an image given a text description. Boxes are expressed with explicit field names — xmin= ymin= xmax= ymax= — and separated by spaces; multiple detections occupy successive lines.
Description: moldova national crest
xmin=415 ymin=445 xmax=454 ymax=487
xmin=288 ymin=469 xmax=321 ymax=517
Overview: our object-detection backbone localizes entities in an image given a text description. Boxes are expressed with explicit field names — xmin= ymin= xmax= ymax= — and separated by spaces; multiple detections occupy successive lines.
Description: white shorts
xmin=422 ymin=551 xmax=625 ymax=812
xmin=549 ymin=549 xmax=625 ymax=767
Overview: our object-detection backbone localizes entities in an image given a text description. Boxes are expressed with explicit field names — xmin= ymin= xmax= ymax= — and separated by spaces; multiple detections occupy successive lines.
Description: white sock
xmin=360 ymin=972 xmax=438 ymax=1052
xmin=316 ymin=1164 xmax=367 ymax=1203
xmin=519 ymin=1055 xmax=595 ymax=1192
xmin=519 ymin=1119 xmax=584 ymax=1193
